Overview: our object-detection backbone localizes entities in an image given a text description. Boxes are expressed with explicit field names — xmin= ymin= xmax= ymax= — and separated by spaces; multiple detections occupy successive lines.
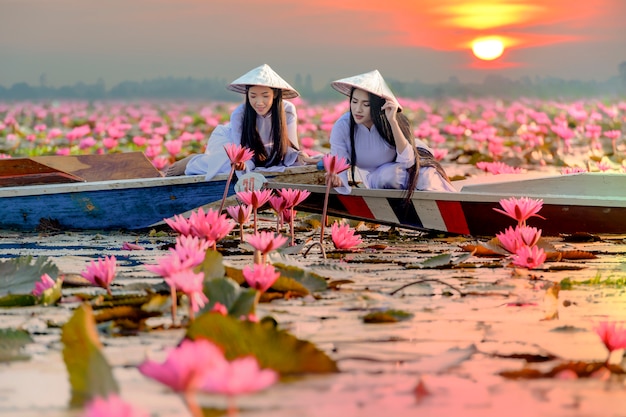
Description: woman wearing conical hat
xmin=166 ymin=64 xmax=312 ymax=178
xmin=327 ymin=69 xmax=456 ymax=194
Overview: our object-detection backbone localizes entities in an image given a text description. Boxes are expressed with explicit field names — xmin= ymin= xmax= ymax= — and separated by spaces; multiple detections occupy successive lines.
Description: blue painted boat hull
xmin=0 ymin=176 xmax=233 ymax=231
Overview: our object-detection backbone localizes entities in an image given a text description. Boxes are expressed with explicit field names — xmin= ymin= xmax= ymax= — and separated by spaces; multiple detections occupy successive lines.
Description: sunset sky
xmin=1 ymin=0 xmax=625 ymax=90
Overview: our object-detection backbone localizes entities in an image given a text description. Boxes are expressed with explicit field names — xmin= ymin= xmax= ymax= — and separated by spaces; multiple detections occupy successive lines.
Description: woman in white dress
xmin=327 ymin=70 xmax=456 ymax=194
xmin=166 ymin=64 xmax=309 ymax=179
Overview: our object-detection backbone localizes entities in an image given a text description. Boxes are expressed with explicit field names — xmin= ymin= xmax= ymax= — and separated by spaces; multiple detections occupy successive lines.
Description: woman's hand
xmin=326 ymin=173 xmax=343 ymax=187
xmin=381 ymin=100 xmax=399 ymax=123
xmin=234 ymin=161 xmax=246 ymax=170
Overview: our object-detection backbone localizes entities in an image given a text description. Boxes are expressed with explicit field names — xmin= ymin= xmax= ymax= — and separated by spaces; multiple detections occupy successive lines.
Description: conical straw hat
xmin=331 ymin=69 xmax=401 ymax=111
xmin=227 ymin=64 xmax=300 ymax=99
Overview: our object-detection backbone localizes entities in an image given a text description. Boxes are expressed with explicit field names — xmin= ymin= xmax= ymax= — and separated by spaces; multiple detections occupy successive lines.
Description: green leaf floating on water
xmin=363 ymin=309 xmax=414 ymax=323
xmin=0 ymin=328 xmax=33 ymax=362
xmin=268 ymin=253 xmax=328 ymax=293
xmin=61 ymin=304 xmax=119 ymax=408
xmin=186 ymin=313 xmax=339 ymax=375
xmin=196 ymin=249 xmax=226 ymax=280
xmin=0 ymin=256 xmax=59 ymax=297
xmin=202 ymin=277 xmax=256 ymax=317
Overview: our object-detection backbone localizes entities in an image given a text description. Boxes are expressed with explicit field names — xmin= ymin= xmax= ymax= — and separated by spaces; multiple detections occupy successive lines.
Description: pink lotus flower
xmin=226 ymin=204 xmax=252 ymax=242
xmin=168 ymin=269 xmax=208 ymax=316
xmin=331 ymin=222 xmax=362 ymax=250
xmin=81 ymin=394 xmax=148 ymax=417
xmin=138 ymin=339 xmax=226 ymax=392
xmin=189 ymin=208 xmax=235 ymax=249
xmin=122 ymin=242 xmax=145 ymax=251
xmin=242 ymin=263 xmax=281 ymax=293
xmin=138 ymin=339 xmax=227 ymax=416
xmin=322 ymin=154 xmax=350 ymax=175
xmin=211 ymin=302 xmax=228 ymax=315
xmin=32 ymin=273 xmax=56 ymax=297
xmin=172 ymin=235 xmax=210 ymax=266
xmin=236 ymin=189 xmax=274 ymax=233
xmin=218 ymin=144 xmax=255 ymax=213
xmin=493 ymin=196 xmax=546 ymax=226
xmin=276 ymin=188 xmax=311 ymax=245
xmin=269 ymin=195 xmax=287 ymax=231
xmin=80 ymin=255 xmax=117 ymax=296
xmin=319 ymin=154 xmax=350 ymax=250
xmin=510 ymin=245 xmax=546 ymax=269
xmin=224 ymin=143 xmax=254 ymax=166
xmin=276 ymin=188 xmax=311 ymax=208
xmin=164 ymin=214 xmax=193 ymax=236
xmin=201 ymin=355 xmax=278 ymax=396
xmin=496 ymin=225 xmax=541 ymax=253
xmin=593 ymin=320 xmax=626 ymax=365
xmin=244 ymin=231 xmax=288 ymax=258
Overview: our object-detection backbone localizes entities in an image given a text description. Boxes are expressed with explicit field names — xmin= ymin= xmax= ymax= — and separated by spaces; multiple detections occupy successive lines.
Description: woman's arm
xmin=382 ymin=100 xmax=410 ymax=155
xmin=284 ymin=101 xmax=299 ymax=149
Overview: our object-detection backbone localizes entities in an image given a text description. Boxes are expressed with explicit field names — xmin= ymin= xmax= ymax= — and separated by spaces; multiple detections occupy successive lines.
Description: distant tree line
xmin=1 ymin=61 xmax=625 ymax=101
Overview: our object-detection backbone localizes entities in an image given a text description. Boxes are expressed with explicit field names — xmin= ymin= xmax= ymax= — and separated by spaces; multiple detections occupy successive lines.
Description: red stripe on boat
xmin=437 ymin=201 xmax=470 ymax=234
xmin=338 ymin=195 xmax=375 ymax=219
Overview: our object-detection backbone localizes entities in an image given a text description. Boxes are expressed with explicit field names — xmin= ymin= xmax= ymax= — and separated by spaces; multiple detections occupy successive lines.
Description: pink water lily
xmin=122 ymin=241 xmax=145 ymax=251
xmin=269 ymin=195 xmax=287 ymax=232
xmin=226 ymin=204 xmax=252 ymax=242
xmin=276 ymin=188 xmax=311 ymax=245
xmin=164 ymin=214 xmax=193 ymax=236
xmin=242 ymin=263 xmax=281 ymax=293
xmin=219 ymin=143 xmax=255 ymax=213
xmin=236 ymin=189 xmax=274 ymax=233
xmin=224 ymin=143 xmax=254 ymax=166
xmin=201 ymin=355 xmax=278 ymax=414
xmin=320 ymin=154 xmax=350 ymax=251
xmin=322 ymin=153 xmax=350 ymax=175
xmin=593 ymin=320 xmax=626 ymax=365
xmin=168 ymin=269 xmax=208 ymax=319
xmin=496 ymin=225 xmax=541 ymax=253
xmin=32 ymin=273 xmax=57 ymax=297
xmin=138 ymin=339 xmax=228 ymax=417
xmin=493 ymin=196 xmax=546 ymax=226
xmin=80 ymin=255 xmax=117 ymax=296
xmin=244 ymin=231 xmax=288 ymax=264
xmin=510 ymin=244 xmax=546 ymax=269
xmin=331 ymin=222 xmax=362 ymax=251
xmin=81 ymin=394 xmax=148 ymax=417
xmin=189 ymin=207 xmax=235 ymax=249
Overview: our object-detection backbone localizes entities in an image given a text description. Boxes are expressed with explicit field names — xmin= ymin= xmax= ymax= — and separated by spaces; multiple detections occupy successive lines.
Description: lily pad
xmin=0 ymin=328 xmax=33 ymax=362
xmin=0 ymin=256 xmax=59 ymax=297
xmin=202 ymin=277 xmax=256 ymax=317
xmin=61 ymin=304 xmax=119 ymax=407
xmin=362 ymin=309 xmax=414 ymax=323
xmin=196 ymin=249 xmax=226 ymax=280
xmin=186 ymin=312 xmax=339 ymax=375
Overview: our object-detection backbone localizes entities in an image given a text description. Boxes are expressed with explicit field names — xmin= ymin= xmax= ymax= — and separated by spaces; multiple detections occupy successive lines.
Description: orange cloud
xmin=308 ymin=0 xmax=618 ymax=53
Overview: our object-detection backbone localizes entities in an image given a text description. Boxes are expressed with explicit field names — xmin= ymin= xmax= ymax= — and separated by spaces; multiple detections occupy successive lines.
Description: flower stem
xmin=183 ymin=391 xmax=203 ymax=417
xmin=289 ymin=207 xmax=295 ymax=246
xmin=320 ymin=178 xmax=331 ymax=245
xmin=218 ymin=165 xmax=236 ymax=214
xmin=170 ymin=286 xmax=177 ymax=326
xmin=227 ymin=395 xmax=239 ymax=416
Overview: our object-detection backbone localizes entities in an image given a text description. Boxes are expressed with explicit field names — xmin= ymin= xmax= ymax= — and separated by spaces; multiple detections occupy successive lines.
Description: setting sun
xmin=471 ymin=37 xmax=505 ymax=60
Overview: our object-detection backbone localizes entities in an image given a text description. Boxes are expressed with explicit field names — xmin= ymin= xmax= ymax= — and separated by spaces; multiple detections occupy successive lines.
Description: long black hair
xmin=348 ymin=88 xmax=420 ymax=194
xmin=241 ymin=86 xmax=292 ymax=167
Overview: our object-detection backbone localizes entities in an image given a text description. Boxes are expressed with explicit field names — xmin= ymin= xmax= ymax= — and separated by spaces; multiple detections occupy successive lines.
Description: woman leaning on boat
xmin=326 ymin=69 xmax=456 ymax=194
xmin=165 ymin=64 xmax=316 ymax=179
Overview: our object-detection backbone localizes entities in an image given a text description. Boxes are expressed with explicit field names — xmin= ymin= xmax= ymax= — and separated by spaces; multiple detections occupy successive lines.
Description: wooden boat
xmin=0 ymin=152 xmax=322 ymax=231
xmin=268 ymin=172 xmax=626 ymax=236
